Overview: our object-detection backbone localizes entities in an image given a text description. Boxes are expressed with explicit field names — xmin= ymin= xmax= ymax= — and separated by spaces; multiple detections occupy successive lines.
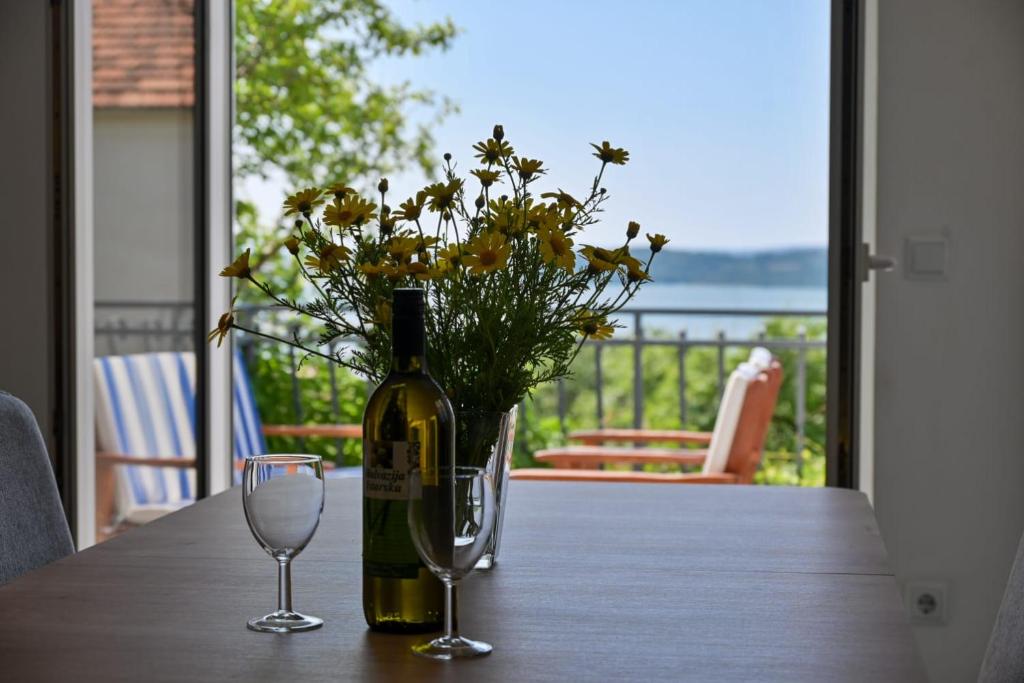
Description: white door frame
xmin=72 ymin=0 xmax=95 ymax=548
xmin=204 ymin=0 xmax=234 ymax=495
xmin=858 ymin=0 xmax=878 ymax=503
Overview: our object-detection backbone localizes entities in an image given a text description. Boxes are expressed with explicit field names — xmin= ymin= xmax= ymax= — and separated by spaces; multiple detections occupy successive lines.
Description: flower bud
xmin=381 ymin=204 xmax=391 ymax=215
xmin=627 ymin=221 xmax=640 ymax=239
xmin=377 ymin=178 xmax=389 ymax=194
xmin=493 ymin=124 xmax=504 ymax=141
xmin=293 ymin=219 xmax=303 ymax=229
xmin=284 ymin=236 xmax=301 ymax=255
xmin=475 ymin=195 xmax=485 ymax=209
xmin=443 ymin=152 xmax=452 ymax=162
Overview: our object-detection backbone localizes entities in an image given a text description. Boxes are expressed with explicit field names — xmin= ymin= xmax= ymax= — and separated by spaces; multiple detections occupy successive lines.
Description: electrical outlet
xmin=905 ymin=581 xmax=947 ymax=625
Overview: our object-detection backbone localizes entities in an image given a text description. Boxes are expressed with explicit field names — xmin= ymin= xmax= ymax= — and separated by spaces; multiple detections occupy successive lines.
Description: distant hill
xmin=647 ymin=247 xmax=827 ymax=288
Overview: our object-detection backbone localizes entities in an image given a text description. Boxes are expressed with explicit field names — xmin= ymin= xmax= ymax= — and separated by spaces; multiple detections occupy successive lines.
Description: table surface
xmin=0 ymin=480 xmax=924 ymax=682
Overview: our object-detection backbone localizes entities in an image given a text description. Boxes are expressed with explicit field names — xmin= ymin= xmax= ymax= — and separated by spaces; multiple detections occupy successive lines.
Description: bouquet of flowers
xmin=211 ymin=125 xmax=667 ymax=415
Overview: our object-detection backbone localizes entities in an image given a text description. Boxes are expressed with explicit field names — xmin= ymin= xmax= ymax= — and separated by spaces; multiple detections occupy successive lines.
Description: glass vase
xmin=455 ymin=407 xmax=517 ymax=570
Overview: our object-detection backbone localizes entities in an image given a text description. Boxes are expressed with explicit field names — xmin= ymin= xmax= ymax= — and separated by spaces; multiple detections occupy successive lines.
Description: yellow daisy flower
xmin=219 ymin=249 xmax=252 ymax=279
xmin=304 ymin=244 xmax=350 ymax=273
xmin=470 ymin=169 xmax=502 ymax=188
xmin=386 ymin=235 xmax=420 ymax=263
xmin=407 ymin=260 xmax=429 ymax=274
xmin=625 ymin=261 xmax=651 ymax=283
xmin=423 ymin=179 xmax=463 ymax=212
xmin=512 ymin=157 xmax=544 ymax=180
xmin=646 ymin=233 xmax=669 ymax=253
xmin=324 ymin=194 xmax=377 ymax=228
xmin=537 ymin=226 xmax=576 ymax=272
xmin=576 ymin=310 xmax=615 ymax=340
xmin=283 ymin=187 xmax=324 ymax=216
xmin=463 ymin=231 xmax=511 ymax=274
xmin=580 ymin=245 xmax=619 ymax=272
xmin=358 ymin=262 xmax=387 ymax=279
xmin=437 ymin=243 xmax=464 ymax=267
xmin=540 ymin=189 xmax=581 ymax=209
xmin=325 ymin=183 xmax=355 ymax=200
xmin=473 ymin=138 xmax=514 ymax=164
xmin=395 ymin=196 xmax=425 ymax=221
xmin=590 ymin=141 xmax=629 ymax=165
xmin=492 ymin=208 xmax=522 ymax=236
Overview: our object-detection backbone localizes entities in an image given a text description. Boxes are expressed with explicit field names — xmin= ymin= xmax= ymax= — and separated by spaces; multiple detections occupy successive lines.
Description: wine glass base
xmin=247 ymin=610 xmax=323 ymax=633
xmin=412 ymin=635 xmax=492 ymax=660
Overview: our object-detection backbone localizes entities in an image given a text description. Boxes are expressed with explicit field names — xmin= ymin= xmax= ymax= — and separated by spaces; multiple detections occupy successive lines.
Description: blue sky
xmin=243 ymin=0 xmax=831 ymax=250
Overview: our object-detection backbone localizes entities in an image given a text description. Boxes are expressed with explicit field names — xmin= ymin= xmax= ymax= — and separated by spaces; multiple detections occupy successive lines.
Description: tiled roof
xmin=93 ymin=0 xmax=195 ymax=108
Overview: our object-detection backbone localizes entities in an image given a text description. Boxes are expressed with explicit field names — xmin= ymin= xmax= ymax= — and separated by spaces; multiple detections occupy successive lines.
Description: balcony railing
xmin=95 ymin=300 xmax=826 ymax=480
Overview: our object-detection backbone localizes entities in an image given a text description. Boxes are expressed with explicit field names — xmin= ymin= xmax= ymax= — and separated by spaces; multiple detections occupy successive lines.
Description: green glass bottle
xmin=362 ymin=288 xmax=452 ymax=632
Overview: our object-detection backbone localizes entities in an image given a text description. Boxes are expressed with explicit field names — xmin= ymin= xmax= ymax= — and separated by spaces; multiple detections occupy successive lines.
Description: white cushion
xmin=748 ymin=346 xmax=773 ymax=370
xmin=702 ymin=366 xmax=756 ymax=474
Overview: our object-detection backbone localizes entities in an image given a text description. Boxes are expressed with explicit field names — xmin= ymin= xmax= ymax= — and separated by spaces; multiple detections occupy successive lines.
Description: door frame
xmin=826 ymin=0 xmax=865 ymax=489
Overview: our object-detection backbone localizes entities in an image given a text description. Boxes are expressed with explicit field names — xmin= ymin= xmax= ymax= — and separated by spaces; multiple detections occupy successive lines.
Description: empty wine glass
xmin=407 ymin=465 xmax=496 ymax=659
xmin=242 ymin=454 xmax=325 ymax=633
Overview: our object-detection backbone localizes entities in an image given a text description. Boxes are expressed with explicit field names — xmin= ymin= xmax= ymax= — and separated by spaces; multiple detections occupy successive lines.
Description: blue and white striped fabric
xmin=95 ymin=350 xmax=360 ymax=524
xmin=93 ymin=352 xmax=199 ymax=525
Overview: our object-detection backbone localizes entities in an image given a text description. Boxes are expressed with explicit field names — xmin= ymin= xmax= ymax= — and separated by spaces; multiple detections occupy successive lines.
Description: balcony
xmin=96 ymin=300 xmax=826 ymax=487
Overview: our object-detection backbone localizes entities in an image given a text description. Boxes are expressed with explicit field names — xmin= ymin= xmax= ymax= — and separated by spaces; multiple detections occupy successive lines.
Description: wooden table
xmin=0 ymin=481 xmax=924 ymax=681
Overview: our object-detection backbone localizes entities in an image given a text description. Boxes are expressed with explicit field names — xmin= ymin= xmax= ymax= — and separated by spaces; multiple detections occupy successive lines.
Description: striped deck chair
xmin=94 ymin=350 xmax=361 ymax=534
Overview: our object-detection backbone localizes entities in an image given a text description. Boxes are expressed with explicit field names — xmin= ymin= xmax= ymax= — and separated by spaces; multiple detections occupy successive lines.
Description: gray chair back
xmin=0 ymin=392 xmax=74 ymax=584
xmin=980 ymin=530 xmax=1024 ymax=681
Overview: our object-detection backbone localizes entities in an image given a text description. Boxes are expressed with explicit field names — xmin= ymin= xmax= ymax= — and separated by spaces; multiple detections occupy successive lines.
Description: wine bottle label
xmin=365 ymin=439 xmax=423 ymax=579
xmin=364 ymin=440 xmax=419 ymax=500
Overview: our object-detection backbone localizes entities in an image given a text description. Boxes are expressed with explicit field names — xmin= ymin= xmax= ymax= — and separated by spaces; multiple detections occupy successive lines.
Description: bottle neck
xmin=391 ymin=313 xmax=427 ymax=374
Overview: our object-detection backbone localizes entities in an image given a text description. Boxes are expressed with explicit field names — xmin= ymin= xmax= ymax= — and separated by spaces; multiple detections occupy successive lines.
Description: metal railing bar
xmin=328 ymin=341 xmax=343 ymax=457
xmin=678 ymin=331 xmax=687 ymax=426
xmin=633 ymin=311 xmax=644 ymax=434
xmin=286 ymin=325 xmax=306 ymax=452
xmin=556 ymin=378 xmax=567 ymax=434
xmin=716 ymin=330 xmax=726 ymax=400
xmin=796 ymin=326 xmax=808 ymax=478
xmin=98 ymin=301 xmax=826 ymax=318
xmin=594 ymin=344 xmax=605 ymax=429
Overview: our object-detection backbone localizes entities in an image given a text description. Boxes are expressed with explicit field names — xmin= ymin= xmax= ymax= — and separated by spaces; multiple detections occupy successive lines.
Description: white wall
xmin=93 ymin=109 xmax=194 ymax=303
xmin=93 ymin=108 xmax=195 ymax=355
xmin=0 ymin=2 xmax=55 ymax=448
xmin=874 ymin=1 xmax=1024 ymax=681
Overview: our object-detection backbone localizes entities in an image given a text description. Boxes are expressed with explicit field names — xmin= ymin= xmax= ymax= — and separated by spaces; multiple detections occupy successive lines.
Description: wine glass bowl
xmin=242 ymin=454 xmax=325 ymax=633
xmin=407 ymin=465 xmax=496 ymax=659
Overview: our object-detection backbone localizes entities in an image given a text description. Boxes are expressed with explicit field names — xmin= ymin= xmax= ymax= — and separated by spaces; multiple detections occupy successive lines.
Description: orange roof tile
xmin=92 ymin=0 xmax=195 ymax=108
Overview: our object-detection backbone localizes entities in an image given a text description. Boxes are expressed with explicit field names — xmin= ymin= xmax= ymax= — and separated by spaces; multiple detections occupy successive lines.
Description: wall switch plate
xmin=905 ymin=581 xmax=948 ymax=625
xmin=904 ymin=235 xmax=949 ymax=280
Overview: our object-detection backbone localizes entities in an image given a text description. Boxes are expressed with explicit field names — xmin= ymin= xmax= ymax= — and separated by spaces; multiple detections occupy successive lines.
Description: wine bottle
xmin=362 ymin=288 xmax=452 ymax=632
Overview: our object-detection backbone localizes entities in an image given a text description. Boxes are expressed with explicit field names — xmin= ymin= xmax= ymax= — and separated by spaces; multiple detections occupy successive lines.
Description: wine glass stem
xmin=277 ymin=559 xmax=292 ymax=613
xmin=444 ymin=581 xmax=457 ymax=641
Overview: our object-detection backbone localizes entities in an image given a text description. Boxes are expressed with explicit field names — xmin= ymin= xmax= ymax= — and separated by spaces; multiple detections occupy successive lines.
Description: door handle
xmin=861 ymin=243 xmax=896 ymax=281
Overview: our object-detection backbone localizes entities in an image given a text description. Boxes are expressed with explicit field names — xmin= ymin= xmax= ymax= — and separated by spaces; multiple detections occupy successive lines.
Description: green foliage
xmin=235 ymin=0 xmax=457 ymax=183
xmin=242 ymin=341 xmax=367 ymax=466
xmin=244 ymin=317 xmax=826 ymax=486
xmin=234 ymin=0 xmax=459 ymax=303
